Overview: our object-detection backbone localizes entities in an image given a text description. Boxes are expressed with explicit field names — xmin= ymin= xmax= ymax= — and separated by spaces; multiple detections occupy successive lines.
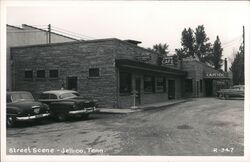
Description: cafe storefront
xmin=116 ymin=59 xmax=187 ymax=108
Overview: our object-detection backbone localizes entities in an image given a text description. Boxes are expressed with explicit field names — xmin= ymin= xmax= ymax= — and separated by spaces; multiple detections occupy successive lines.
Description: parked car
xmin=6 ymin=91 xmax=50 ymax=127
xmin=38 ymin=90 xmax=98 ymax=121
xmin=217 ymin=85 xmax=245 ymax=99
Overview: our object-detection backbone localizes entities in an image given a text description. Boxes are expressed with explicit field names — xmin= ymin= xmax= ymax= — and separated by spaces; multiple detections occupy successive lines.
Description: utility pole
xmin=48 ymin=24 xmax=51 ymax=44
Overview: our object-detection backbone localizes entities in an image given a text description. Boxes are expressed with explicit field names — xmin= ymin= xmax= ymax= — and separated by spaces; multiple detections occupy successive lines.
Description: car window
xmin=39 ymin=93 xmax=50 ymax=99
xmin=49 ymin=94 xmax=58 ymax=99
xmin=11 ymin=92 xmax=34 ymax=102
xmin=7 ymin=95 xmax=12 ymax=103
xmin=59 ymin=93 xmax=78 ymax=99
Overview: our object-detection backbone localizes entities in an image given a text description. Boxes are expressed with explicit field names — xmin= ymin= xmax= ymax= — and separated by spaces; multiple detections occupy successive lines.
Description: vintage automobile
xmin=38 ymin=90 xmax=98 ymax=121
xmin=6 ymin=91 xmax=50 ymax=127
xmin=217 ymin=85 xmax=245 ymax=99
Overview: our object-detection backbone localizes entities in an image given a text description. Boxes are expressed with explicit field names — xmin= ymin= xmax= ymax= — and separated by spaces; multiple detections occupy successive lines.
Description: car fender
xmin=50 ymin=101 xmax=75 ymax=112
xmin=7 ymin=106 xmax=21 ymax=116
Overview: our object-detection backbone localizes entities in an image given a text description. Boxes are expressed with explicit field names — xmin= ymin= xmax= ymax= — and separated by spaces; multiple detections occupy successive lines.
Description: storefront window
xmin=185 ymin=79 xmax=193 ymax=92
xmin=156 ymin=77 xmax=165 ymax=92
xmin=120 ymin=72 xmax=132 ymax=94
xmin=144 ymin=75 xmax=155 ymax=93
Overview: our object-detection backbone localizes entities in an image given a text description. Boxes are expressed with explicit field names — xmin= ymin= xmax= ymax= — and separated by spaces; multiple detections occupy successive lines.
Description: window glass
xmin=49 ymin=94 xmax=57 ymax=99
xmin=185 ymin=79 xmax=193 ymax=93
xmin=119 ymin=72 xmax=132 ymax=93
xmin=11 ymin=92 xmax=34 ymax=102
xmin=37 ymin=70 xmax=45 ymax=78
xmin=25 ymin=70 xmax=33 ymax=79
xmin=7 ymin=95 xmax=12 ymax=103
xmin=144 ymin=75 xmax=155 ymax=93
xmin=89 ymin=68 xmax=100 ymax=77
xmin=39 ymin=93 xmax=50 ymax=99
xmin=59 ymin=93 xmax=78 ymax=99
xmin=49 ymin=70 xmax=58 ymax=78
xmin=156 ymin=77 xmax=165 ymax=92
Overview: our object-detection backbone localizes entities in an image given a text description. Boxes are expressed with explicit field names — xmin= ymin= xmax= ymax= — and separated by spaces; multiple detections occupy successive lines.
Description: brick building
xmin=10 ymin=38 xmax=231 ymax=108
xmin=182 ymin=58 xmax=231 ymax=98
xmin=7 ymin=24 xmax=78 ymax=90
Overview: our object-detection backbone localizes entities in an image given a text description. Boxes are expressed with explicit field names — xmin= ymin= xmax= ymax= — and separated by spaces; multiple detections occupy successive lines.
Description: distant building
xmin=7 ymin=24 xmax=78 ymax=90
xmin=10 ymin=38 xmax=231 ymax=108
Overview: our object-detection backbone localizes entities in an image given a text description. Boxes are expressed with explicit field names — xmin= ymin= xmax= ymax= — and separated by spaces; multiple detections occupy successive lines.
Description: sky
xmin=6 ymin=1 xmax=250 ymax=63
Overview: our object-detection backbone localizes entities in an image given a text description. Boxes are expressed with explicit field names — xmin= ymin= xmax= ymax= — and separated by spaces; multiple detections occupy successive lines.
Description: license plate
xmin=34 ymin=108 xmax=40 ymax=114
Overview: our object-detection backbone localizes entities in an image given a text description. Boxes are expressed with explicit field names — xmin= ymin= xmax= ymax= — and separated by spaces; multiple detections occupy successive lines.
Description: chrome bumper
xmin=68 ymin=107 xmax=96 ymax=115
xmin=16 ymin=113 xmax=50 ymax=121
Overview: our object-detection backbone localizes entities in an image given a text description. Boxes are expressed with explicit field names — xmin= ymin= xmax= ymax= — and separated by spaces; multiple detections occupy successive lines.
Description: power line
xmin=8 ymin=24 xmax=94 ymax=40
xmin=222 ymin=38 xmax=242 ymax=48
xmin=221 ymin=36 xmax=242 ymax=46
xmin=51 ymin=26 xmax=95 ymax=39
xmin=51 ymin=29 xmax=86 ymax=40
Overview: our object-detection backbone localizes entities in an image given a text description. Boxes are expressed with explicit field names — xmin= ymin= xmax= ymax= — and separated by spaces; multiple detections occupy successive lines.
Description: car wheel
xmin=81 ymin=114 xmax=89 ymax=119
xmin=57 ymin=113 xmax=67 ymax=122
xmin=7 ymin=116 xmax=16 ymax=128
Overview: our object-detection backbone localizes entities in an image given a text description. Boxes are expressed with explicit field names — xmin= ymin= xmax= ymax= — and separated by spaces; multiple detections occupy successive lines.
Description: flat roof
xmin=10 ymin=38 xmax=160 ymax=56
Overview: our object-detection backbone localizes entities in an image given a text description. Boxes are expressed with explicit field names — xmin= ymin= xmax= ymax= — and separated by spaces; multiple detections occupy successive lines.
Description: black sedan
xmin=38 ymin=90 xmax=98 ymax=121
xmin=7 ymin=91 xmax=50 ymax=127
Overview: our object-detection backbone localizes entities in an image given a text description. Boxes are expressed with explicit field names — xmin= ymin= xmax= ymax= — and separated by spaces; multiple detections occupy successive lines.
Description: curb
xmin=96 ymin=99 xmax=191 ymax=114
xmin=138 ymin=99 xmax=191 ymax=111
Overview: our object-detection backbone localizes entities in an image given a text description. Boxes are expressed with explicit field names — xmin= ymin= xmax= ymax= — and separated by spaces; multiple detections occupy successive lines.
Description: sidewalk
xmin=97 ymin=99 xmax=190 ymax=114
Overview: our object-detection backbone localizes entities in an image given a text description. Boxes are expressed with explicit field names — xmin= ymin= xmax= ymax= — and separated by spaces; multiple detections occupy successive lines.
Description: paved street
xmin=7 ymin=98 xmax=244 ymax=156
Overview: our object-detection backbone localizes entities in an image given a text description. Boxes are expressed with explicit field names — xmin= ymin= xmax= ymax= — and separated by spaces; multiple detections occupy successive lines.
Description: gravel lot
xmin=7 ymin=98 xmax=244 ymax=156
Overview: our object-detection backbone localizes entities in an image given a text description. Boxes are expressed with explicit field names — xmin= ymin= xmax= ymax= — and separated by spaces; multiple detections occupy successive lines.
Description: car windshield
xmin=59 ymin=92 xmax=79 ymax=99
xmin=10 ymin=92 xmax=34 ymax=102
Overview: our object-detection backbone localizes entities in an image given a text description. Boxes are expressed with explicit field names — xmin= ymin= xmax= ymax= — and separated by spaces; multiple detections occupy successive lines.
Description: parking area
xmin=7 ymin=98 xmax=244 ymax=156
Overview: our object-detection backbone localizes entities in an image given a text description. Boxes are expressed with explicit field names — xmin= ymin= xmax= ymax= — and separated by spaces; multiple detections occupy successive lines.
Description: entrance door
xmin=67 ymin=77 xmax=77 ymax=90
xmin=205 ymin=79 xmax=213 ymax=96
xmin=135 ymin=77 xmax=141 ymax=105
xmin=168 ymin=80 xmax=175 ymax=99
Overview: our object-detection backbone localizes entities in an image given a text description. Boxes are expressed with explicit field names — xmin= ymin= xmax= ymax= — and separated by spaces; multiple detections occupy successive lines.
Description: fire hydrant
xmin=130 ymin=90 xmax=138 ymax=109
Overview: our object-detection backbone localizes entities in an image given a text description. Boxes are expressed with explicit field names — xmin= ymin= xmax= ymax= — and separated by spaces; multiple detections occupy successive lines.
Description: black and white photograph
xmin=1 ymin=1 xmax=249 ymax=162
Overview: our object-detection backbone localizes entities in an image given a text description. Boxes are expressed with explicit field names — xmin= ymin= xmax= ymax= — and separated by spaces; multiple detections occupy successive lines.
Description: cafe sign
xmin=205 ymin=73 xmax=225 ymax=78
xmin=162 ymin=56 xmax=174 ymax=65
xmin=135 ymin=52 xmax=152 ymax=63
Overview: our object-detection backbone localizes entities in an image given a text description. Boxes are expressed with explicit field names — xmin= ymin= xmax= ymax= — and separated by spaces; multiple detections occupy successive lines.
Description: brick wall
xmin=114 ymin=40 xmax=159 ymax=65
xmin=7 ymin=24 xmax=77 ymax=91
xmin=12 ymin=40 xmax=118 ymax=107
xmin=11 ymin=38 xmax=187 ymax=108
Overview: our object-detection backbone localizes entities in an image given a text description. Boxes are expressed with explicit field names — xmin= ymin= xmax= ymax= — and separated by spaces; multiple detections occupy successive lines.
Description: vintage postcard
xmin=1 ymin=1 xmax=249 ymax=162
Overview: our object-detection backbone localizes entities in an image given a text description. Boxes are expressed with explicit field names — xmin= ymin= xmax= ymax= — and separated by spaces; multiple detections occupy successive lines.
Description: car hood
xmin=7 ymin=100 xmax=45 ymax=110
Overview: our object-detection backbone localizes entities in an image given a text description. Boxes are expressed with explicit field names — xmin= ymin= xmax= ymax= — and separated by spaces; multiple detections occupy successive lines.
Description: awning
xmin=116 ymin=59 xmax=187 ymax=76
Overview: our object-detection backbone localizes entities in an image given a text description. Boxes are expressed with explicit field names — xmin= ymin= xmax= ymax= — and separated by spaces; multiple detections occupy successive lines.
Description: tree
xmin=151 ymin=43 xmax=170 ymax=65
xmin=194 ymin=25 xmax=212 ymax=63
xmin=175 ymin=25 xmax=213 ymax=63
xmin=210 ymin=36 xmax=223 ymax=70
xmin=230 ymin=45 xmax=244 ymax=85
xmin=176 ymin=28 xmax=195 ymax=59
